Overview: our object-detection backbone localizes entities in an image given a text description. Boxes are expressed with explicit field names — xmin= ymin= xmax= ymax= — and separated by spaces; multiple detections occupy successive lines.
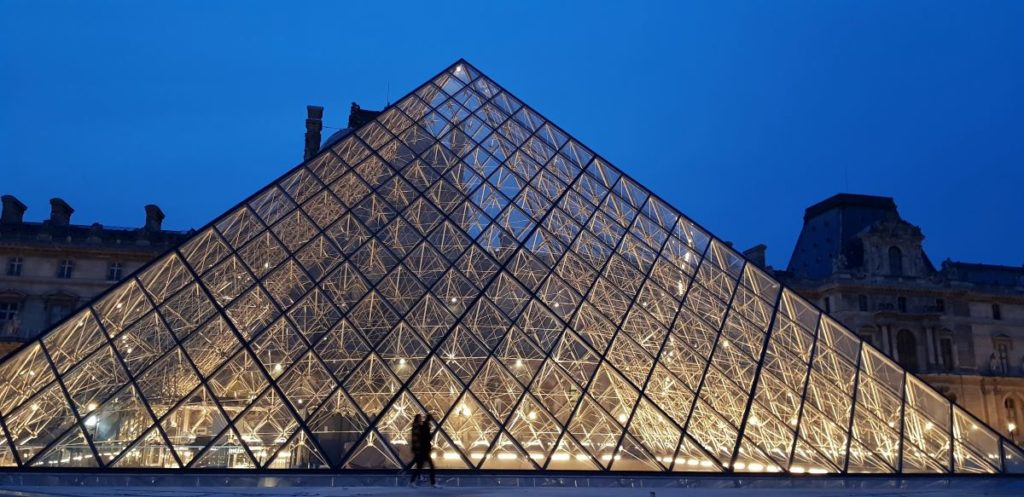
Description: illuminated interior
xmin=0 ymin=60 xmax=1020 ymax=473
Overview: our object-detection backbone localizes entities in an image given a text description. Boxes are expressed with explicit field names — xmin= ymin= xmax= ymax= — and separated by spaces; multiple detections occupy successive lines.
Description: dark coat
xmin=411 ymin=419 xmax=433 ymax=457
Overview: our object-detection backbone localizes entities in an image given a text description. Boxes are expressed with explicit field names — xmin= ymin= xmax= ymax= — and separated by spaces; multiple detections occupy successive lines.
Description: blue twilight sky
xmin=1 ymin=1 xmax=1022 ymax=269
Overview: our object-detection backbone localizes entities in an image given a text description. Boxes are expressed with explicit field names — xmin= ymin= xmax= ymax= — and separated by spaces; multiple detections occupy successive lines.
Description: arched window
xmin=897 ymin=329 xmax=919 ymax=371
xmin=1006 ymin=398 xmax=1020 ymax=434
xmin=888 ymin=246 xmax=903 ymax=276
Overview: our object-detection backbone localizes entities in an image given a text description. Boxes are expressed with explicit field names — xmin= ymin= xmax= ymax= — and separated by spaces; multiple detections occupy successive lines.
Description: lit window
xmin=107 ymin=262 xmax=123 ymax=281
xmin=6 ymin=256 xmax=22 ymax=276
xmin=57 ymin=259 xmax=74 ymax=279
xmin=1006 ymin=398 xmax=1020 ymax=437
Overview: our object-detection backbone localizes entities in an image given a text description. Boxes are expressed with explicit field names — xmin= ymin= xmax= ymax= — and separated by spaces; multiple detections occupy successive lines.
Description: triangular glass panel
xmin=306 ymin=389 xmax=367 ymax=468
xmin=0 ymin=441 xmax=15 ymax=468
xmin=30 ymin=424 xmax=96 ymax=468
xmin=441 ymin=391 xmax=500 ymax=467
xmin=6 ymin=381 xmax=78 ymax=463
xmin=673 ymin=435 xmax=722 ymax=472
xmin=0 ymin=343 xmax=55 ymax=416
xmin=547 ymin=433 xmax=600 ymax=471
xmin=278 ymin=351 xmax=335 ymax=418
xmin=191 ymin=427 xmax=255 ymax=469
xmin=161 ymin=385 xmax=230 ymax=466
xmin=1002 ymin=440 xmax=1024 ymax=473
xmin=208 ymin=348 xmax=268 ymax=419
xmin=374 ymin=390 xmax=425 ymax=465
xmin=610 ymin=432 xmax=663 ymax=472
xmin=481 ymin=431 xmax=536 ymax=470
xmin=342 ymin=430 xmax=401 ymax=470
xmin=235 ymin=388 xmax=301 ymax=467
xmin=430 ymin=428 xmax=472 ymax=469
xmin=845 ymin=438 xmax=895 ymax=474
xmin=111 ymin=428 xmax=179 ymax=469
xmin=87 ymin=384 xmax=157 ymax=466
xmin=343 ymin=353 xmax=400 ymax=422
xmin=266 ymin=427 xmax=330 ymax=470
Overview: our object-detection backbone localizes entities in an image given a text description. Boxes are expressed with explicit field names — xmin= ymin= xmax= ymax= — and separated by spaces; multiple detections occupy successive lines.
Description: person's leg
xmin=427 ymin=453 xmax=436 ymax=485
xmin=409 ymin=454 xmax=423 ymax=484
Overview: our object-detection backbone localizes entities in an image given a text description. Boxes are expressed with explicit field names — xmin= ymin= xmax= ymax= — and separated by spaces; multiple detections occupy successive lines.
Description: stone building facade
xmin=0 ymin=195 xmax=190 ymax=355
xmin=760 ymin=194 xmax=1024 ymax=445
xmin=0 ymin=103 xmax=367 ymax=358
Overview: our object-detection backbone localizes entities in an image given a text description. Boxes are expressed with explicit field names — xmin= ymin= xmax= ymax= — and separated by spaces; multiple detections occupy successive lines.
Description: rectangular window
xmin=57 ymin=259 xmax=74 ymax=279
xmin=897 ymin=297 xmax=907 ymax=313
xmin=46 ymin=301 xmax=74 ymax=326
xmin=996 ymin=342 xmax=1011 ymax=373
xmin=940 ymin=338 xmax=954 ymax=371
xmin=6 ymin=256 xmax=22 ymax=276
xmin=993 ymin=304 xmax=1002 ymax=321
xmin=858 ymin=295 xmax=868 ymax=312
xmin=0 ymin=302 xmax=18 ymax=322
xmin=936 ymin=299 xmax=945 ymax=312
xmin=107 ymin=262 xmax=123 ymax=281
xmin=0 ymin=301 xmax=19 ymax=336
xmin=824 ymin=297 xmax=831 ymax=314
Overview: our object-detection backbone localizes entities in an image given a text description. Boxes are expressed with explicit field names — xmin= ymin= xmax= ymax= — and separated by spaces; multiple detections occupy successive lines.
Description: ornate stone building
xmin=763 ymin=193 xmax=1024 ymax=445
xmin=0 ymin=104 xmax=365 ymax=358
xmin=0 ymin=195 xmax=189 ymax=355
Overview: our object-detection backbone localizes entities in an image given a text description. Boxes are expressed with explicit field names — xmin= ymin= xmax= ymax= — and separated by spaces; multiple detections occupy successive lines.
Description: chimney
xmin=144 ymin=204 xmax=165 ymax=231
xmin=49 ymin=198 xmax=74 ymax=227
xmin=304 ymin=105 xmax=324 ymax=161
xmin=1 ymin=195 xmax=27 ymax=224
xmin=743 ymin=244 xmax=768 ymax=269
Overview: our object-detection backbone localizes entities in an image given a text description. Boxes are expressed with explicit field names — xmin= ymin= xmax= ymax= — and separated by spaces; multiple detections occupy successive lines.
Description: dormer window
xmin=888 ymin=246 xmax=903 ymax=276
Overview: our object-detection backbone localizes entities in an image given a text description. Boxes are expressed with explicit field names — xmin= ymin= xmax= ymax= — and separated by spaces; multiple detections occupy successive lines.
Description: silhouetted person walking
xmin=409 ymin=414 xmax=437 ymax=487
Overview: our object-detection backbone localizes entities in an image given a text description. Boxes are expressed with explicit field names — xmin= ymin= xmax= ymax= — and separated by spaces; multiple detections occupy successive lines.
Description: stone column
xmin=884 ymin=325 xmax=896 ymax=360
xmin=926 ymin=326 xmax=937 ymax=370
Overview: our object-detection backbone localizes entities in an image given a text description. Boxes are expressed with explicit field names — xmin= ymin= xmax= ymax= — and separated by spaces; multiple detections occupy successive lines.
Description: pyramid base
xmin=0 ymin=469 xmax=1020 ymax=495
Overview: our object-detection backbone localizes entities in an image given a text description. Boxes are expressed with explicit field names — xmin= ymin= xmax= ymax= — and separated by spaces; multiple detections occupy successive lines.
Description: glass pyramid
xmin=0 ymin=60 xmax=1019 ymax=474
